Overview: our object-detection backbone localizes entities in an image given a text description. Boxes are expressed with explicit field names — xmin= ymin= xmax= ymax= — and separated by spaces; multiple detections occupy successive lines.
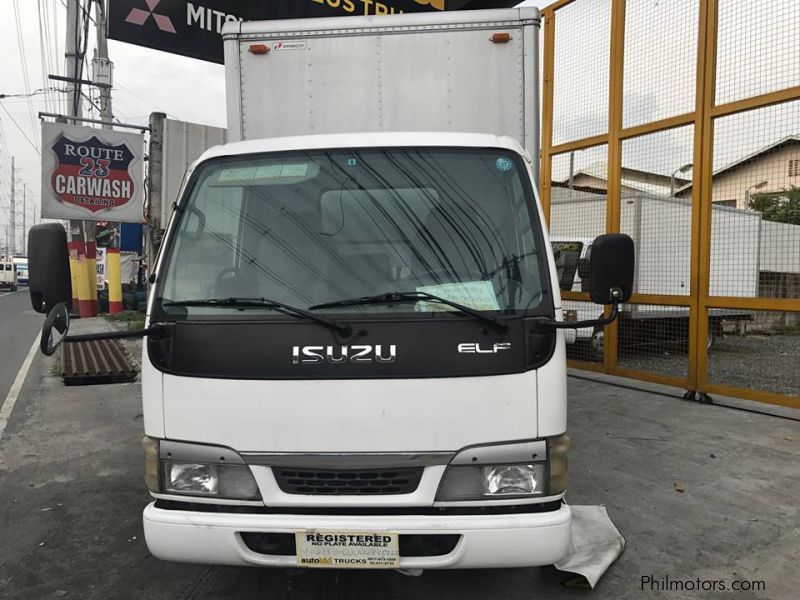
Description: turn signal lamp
xmin=491 ymin=33 xmax=512 ymax=44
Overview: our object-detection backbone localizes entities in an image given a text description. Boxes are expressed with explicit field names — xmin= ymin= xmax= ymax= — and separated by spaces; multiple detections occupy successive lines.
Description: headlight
xmin=162 ymin=462 xmax=260 ymax=500
xmin=165 ymin=463 xmax=219 ymax=495
xmin=435 ymin=437 xmax=569 ymax=501
xmin=485 ymin=465 xmax=539 ymax=495
xmin=437 ymin=464 xmax=545 ymax=501
xmin=143 ymin=438 xmax=261 ymax=501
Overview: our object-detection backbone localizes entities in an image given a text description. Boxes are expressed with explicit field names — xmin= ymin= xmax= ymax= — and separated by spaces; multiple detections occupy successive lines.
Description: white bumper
xmin=143 ymin=502 xmax=572 ymax=570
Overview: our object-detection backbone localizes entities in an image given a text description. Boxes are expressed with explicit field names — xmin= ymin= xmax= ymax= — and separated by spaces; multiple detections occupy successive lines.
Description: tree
xmin=748 ymin=185 xmax=800 ymax=224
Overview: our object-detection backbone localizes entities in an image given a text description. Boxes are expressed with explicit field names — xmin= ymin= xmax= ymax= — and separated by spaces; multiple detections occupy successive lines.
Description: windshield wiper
xmin=162 ymin=297 xmax=352 ymax=336
xmin=309 ymin=291 xmax=507 ymax=331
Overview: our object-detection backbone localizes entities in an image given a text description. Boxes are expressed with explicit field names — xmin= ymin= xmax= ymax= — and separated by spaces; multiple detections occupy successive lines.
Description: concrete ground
xmin=0 ymin=318 xmax=798 ymax=599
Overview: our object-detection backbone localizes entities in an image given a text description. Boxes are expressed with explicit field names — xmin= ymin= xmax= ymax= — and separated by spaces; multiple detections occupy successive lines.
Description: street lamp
xmin=744 ymin=180 xmax=768 ymax=207
xmin=670 ymin=163 xmax=693 ymax=197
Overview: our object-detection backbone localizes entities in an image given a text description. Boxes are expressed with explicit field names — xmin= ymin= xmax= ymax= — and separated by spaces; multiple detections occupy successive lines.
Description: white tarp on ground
xmin=554 ymin=505 xmax=625 ymax=589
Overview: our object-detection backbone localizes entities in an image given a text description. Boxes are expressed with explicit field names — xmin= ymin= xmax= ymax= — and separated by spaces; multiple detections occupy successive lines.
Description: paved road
xmin=0 ymin=289 xmax=42 ymax=405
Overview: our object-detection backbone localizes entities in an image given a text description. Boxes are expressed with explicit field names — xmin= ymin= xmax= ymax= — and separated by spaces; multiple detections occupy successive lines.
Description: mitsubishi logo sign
xmin=108 ymin=0 xmax=512 ymax=64
xmin=124 ymin=0 xmax=177 ymax=34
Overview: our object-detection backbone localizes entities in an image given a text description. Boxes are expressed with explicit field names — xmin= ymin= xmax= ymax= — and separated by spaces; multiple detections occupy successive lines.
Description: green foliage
xmin=748 ymin=185 xmax=800 ymax=224
xmin=104 ymin=310 xmax=146 ymax=331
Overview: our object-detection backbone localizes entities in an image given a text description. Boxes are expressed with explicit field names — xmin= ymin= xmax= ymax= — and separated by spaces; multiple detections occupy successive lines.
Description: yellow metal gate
xmin=540 ymin=0 xmax=800 ymax=409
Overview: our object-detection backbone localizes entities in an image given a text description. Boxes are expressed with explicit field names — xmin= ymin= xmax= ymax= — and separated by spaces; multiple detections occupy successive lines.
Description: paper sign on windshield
xmin=416 ymin=281 xmax=500 ymax=311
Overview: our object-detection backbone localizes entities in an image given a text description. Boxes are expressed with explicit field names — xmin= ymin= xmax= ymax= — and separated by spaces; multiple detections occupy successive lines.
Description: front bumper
xmin=143 ymin=502 xmax=572 ymax=570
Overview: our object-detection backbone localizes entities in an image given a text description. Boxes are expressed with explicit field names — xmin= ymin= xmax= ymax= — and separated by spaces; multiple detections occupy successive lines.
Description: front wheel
xmin=707 ymin=319 xmax=723 ymax=351
xmin=591 ymin=329 xmax=604 ymax=361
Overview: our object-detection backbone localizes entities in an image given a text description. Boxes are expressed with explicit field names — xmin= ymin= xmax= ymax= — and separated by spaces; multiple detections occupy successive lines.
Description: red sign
xmin=41 ymin=122 xmax=145 ymax=223
xmin=51 ymin=135 xmax=136 ymax=213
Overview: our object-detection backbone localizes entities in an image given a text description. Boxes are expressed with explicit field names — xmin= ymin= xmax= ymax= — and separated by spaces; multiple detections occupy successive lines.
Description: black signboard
xmin=108 ymin=0 xmax=518 ymax=64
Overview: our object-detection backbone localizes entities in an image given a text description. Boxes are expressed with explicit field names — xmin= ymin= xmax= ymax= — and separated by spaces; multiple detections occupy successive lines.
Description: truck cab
xmin=27 ymin=9 xmax=634 ymax=572
xmin=29 ymin=132 xmax=633 ymax=571
xmin=139 ymin=132 xmax=573 ymax=569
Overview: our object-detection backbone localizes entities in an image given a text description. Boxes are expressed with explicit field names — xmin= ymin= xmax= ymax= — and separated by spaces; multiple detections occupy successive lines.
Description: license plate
xmin=295 ymin=530 xmax=400 ymax=569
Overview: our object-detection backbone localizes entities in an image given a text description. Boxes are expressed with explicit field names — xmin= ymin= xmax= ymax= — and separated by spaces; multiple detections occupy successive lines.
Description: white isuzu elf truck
xmin=29 ymin=9 xmax=634 ymax=572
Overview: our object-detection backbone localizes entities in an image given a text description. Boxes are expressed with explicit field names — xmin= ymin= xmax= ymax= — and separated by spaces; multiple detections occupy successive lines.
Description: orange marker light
xmin=491 ymin=33 xmax=512 ymax=44
xmin=249 ymin=44 xmax=270 ymax=55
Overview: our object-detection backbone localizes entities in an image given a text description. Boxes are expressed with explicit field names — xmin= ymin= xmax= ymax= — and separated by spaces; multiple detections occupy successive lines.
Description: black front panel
xmin=148 ymin=317 xmax=556 ymax=380
xmin=273 ymin=467 xmax=423 ymax=496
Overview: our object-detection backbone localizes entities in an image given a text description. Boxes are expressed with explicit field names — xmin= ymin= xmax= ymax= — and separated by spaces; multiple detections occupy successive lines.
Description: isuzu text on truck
xmin=29 ymin=9 xmax=633 ymax=571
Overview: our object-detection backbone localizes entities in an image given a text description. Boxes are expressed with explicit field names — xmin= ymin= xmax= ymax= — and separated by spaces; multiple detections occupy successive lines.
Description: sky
xmin=0 ymin=0 xmax=796 ymax=253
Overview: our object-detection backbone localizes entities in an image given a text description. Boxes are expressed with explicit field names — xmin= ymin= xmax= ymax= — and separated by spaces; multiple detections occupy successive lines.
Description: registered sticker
xmin=273 ymin=41 xmax=308 ymax=51
xmin=295 ymin=530 xmax=400 ymax=569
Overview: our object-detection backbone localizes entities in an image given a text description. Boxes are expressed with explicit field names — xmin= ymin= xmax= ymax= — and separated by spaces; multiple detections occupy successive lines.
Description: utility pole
xmin=95 ymin=2 xmax=113 ymax=128
xmin=65 ymin=0 xmax=97 ymax=316
xmin=10 ymin=157 xmax=15 ymax=255
xmin=22 ymin=183 xmax=26 ymax=255
xmin=94 ymin=0 xmax=123 ymax=313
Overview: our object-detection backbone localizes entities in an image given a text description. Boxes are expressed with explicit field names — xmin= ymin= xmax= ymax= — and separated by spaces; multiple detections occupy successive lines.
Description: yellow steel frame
xmin=541 ymin=0 xmax=800 ymax=409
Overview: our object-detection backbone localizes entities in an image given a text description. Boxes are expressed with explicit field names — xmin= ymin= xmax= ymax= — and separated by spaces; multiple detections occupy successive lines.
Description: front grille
xmin=240 ymin=533 xmax=461 ymax=558
xmin=273 ymin=467 xmax=423 ymax=496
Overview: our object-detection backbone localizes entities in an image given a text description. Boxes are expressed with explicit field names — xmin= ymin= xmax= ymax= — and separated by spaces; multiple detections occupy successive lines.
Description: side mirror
xmin=576 ymin=258 xmax=591 ymax=281
xmin=28 ymin=223 xmax=72 ymax=314
xmin=588 ymin=233 xmax=634 ymax=305
xmin=41 ymin=302 xmax=71 ymax=356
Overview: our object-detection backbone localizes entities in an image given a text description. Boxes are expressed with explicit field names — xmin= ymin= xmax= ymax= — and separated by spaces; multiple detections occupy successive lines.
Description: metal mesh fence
xmin=621 ymin=126 xmax=695 ymax=296
xmin=622 ymin=0 xmax=699 ymax=128
xmin=715 ymin=0 xmax=800 ymax=106
xmin=711 ymin=100 xmax=800 ymax=299
xmin=548 ymin=146 xmax=608 ymax=364
xmin=542 ymin=0 xmax=800 ymax=408
xmin=552 ymin=0 xmax=611 ymax=145
xmin=706 ymin=309 xmax=800 ymax=397
xmin=615 ymin=303 xmax=690 ymax=380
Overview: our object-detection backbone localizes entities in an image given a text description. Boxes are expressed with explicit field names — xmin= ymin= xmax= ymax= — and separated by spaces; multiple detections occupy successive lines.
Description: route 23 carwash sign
xmin=41 ymin=122 xmax=145 ymax=223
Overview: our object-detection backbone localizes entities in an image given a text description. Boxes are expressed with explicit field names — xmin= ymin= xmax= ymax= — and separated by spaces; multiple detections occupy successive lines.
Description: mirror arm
xmin=64 ymin=324 xmax=165 ymax=343
xmin=535 ymin=303 xmax=621 ymax=330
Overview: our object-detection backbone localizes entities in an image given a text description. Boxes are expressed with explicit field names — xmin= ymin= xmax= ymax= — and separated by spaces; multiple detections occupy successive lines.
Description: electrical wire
xmin=11 ymin=0 xmax=40 ymax=152
xmin=70 ymin=0 xmax=82 ymax=116
xmin=52 ymin=0 xmax=65 ymax=115
xmin=38 ymin=0 xmax=59 ymax=114
xmin=0 ymin=103 xmax=40 ymax=156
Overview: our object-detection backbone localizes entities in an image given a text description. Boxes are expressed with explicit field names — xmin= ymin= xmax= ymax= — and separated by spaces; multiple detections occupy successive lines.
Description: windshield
xmin=155 ymin=147 xmax=548 ymax=319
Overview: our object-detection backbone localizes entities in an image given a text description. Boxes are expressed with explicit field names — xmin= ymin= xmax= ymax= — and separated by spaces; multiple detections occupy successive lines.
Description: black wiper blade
xmin=309 ymin=291 xmax=507 ymax=331
xmin=162 ymin=297 xmax=352 ymax=336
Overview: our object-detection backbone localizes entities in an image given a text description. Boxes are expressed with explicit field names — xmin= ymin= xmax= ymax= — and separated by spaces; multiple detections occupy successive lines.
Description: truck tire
xmin=707 ymin=319 xmax=722 ymax=351
xmin=591 ymin=329 xmax=604 ymax=361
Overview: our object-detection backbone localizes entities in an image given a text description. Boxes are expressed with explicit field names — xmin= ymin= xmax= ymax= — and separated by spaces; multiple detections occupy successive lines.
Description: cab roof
xmin=195 ymin=132 xmax=532 ymax=166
